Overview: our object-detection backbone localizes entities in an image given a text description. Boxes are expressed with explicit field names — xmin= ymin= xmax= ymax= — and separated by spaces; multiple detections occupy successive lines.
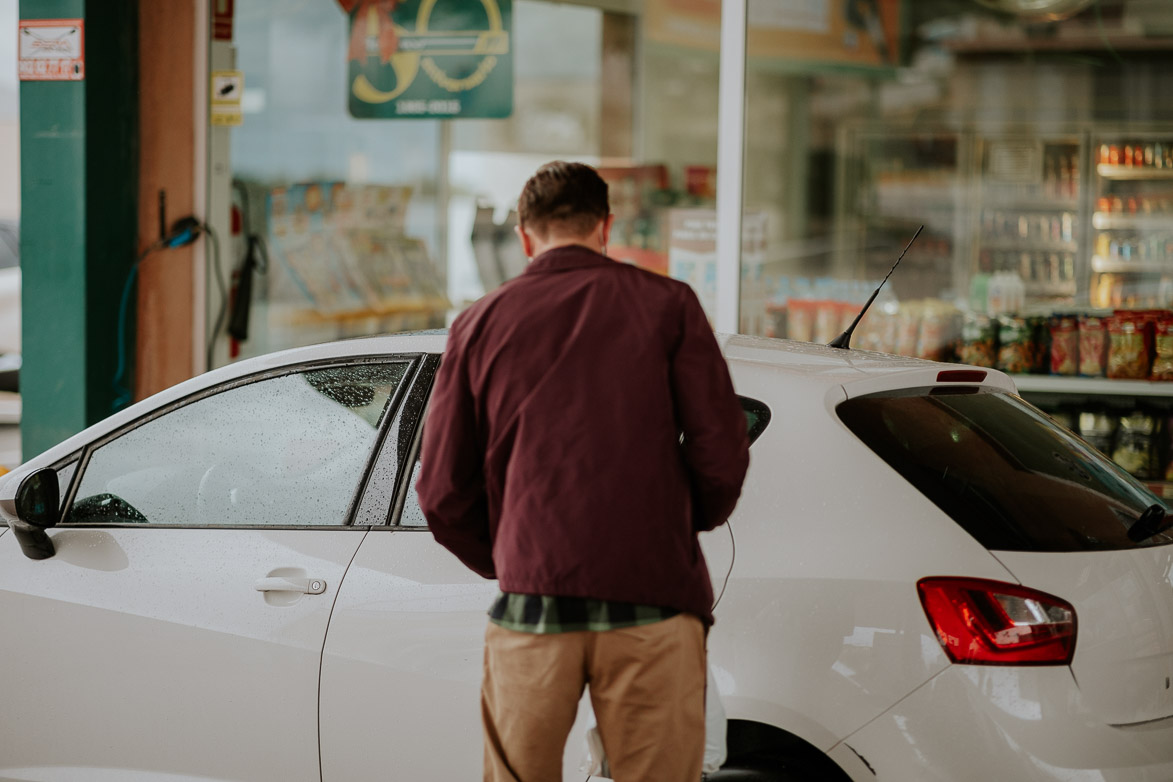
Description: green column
xmin=19 ymin=0 xmax=138 ymax=459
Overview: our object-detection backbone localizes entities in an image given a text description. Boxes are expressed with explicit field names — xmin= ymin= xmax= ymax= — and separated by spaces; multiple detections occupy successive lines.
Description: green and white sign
xmin=347 ymin=0 xmax=513 ymax=119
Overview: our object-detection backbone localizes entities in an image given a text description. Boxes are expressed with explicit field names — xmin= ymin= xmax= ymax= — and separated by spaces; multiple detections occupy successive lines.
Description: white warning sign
xmin=18 ymin=19 xmax=85 ymax=81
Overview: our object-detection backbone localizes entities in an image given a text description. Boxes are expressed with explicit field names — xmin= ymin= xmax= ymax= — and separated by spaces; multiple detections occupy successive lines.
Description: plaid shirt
xmin=488 ymin=592 xmax=679 ymax=634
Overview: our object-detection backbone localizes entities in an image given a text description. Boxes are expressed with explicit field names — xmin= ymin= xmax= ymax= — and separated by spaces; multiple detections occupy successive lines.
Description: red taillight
xmin=936 ymin=369 xmax=987 ymax=383
xmin=917 ymin=577 xmax=1076 ymax=666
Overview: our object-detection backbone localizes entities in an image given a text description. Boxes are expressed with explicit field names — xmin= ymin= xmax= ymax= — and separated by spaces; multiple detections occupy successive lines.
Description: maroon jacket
xmin=416 ymin=245 xmax=750 ymax=625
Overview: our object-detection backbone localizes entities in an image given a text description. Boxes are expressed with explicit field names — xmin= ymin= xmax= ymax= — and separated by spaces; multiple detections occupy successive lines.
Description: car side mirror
xmin=9 ymin=468 xmax=60 ymax=560
xmin=16 ymin=468 xmax=60 ymax=528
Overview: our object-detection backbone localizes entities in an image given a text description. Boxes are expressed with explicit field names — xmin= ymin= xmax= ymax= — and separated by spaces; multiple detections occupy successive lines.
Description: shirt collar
xmin=524 ymin=245 xmax=614 ymax=275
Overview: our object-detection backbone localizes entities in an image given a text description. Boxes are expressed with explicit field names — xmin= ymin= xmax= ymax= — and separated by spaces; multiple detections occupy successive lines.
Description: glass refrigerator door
xmin=971 ymin=134 xmax=1083 ymax=314
xmin=1090 ymin=132 xmax=1173 ymax=309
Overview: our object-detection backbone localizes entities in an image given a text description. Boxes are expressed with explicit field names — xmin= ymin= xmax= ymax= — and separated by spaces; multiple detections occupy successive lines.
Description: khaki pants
xmin=482 ymin=613 xmax=706 ymax=782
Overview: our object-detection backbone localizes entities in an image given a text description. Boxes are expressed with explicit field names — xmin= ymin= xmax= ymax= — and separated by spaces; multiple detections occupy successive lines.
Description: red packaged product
xmin=1107 ymin=313 xmax=1150 ymax=379
xmin=1152 ymin=315 xmax=1173 ymax=381
xmin=1049 ymin=316 xmax=1078 ymax=376
xmin=1078 ymin=315 xmax=1108 ymax=377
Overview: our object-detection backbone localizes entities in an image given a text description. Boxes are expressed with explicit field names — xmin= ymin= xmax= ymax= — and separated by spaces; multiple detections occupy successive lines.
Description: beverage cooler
xmin=1089 ymin=132 xmax=1173 ymax=309
xmin=835 ymin=123 xmax=1173 ymax=495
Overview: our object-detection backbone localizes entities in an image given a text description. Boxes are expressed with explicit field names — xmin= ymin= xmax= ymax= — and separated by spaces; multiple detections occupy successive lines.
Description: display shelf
xmin=1023 ymin=281 xmax=1076 ymax=296
xmin=1091 ymin=255 xmax=1170 ymax=273
xmin=979 ymin=199 xmax=1079 ymax=211
xmin=980 ymin=240 xmax=1077 ymax=252
xmin=1011 ymin=375 xmax=1173 ymax=397
xmin=1093 ymin=213 xmax=1173 ymax=230
xmin=1097 ymin=165 xmax=1173 ymax=181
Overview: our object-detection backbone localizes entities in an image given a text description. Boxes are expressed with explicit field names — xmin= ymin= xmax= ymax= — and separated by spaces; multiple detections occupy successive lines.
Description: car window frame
xmin=59 ymin=354 xmax=423 ymax=531
xmin=353 ymin=353 xmax=439 ymax=527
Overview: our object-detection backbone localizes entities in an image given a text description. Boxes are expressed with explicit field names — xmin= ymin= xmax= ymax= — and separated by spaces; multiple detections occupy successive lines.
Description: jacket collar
xmin=524 ymin=245 xmax=614 ymax=275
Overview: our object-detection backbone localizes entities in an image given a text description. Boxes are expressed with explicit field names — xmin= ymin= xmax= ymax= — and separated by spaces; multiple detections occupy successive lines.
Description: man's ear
xmin=515 ymin=223 xmax=534 ymax=259
xmin=601 ymin=213 xmax=615 ymax=248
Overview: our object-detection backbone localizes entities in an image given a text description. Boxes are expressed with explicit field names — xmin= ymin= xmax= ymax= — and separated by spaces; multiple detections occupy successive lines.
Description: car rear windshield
xmin=837 ymin=387 xmax=1172 ymax=552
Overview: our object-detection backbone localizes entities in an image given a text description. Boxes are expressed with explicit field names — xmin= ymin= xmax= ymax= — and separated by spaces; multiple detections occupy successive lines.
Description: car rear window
xmin=837 ymin=387 xmax=1172 ymax=552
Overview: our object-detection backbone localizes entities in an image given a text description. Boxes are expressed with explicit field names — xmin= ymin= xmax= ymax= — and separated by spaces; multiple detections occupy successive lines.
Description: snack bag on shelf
xmin=814 ymin=300 xmax=842 ymax=344
xmin=787 ymin=299 xmax=815 ymax=343
xmin=1079 ymin=411 xmax=1117 ymax=455
xmin=895 ymin=304 xmax=922 ymax=358
xmin=858 ymin=303 xmax=898 ymax=354
xmin=1078 ymin=315 xmax=1108 ymax=377
xmin=1152 ymin=315 xmax=1173 ymax=381
xmin=917 ymin=302 xmax=953 ymax=361
xmin=996 ymin=315 xmax=1033 ymax=374
xmin=1107 ymin=314 xmax=1151 ymax=379
xmin=1048 ymin=315 xmax=1079 ymax=376
xmin=957 ymin=313 xmax=996 ymax=368
xmin=1113 ymin=412 xmax=1158 ymax=480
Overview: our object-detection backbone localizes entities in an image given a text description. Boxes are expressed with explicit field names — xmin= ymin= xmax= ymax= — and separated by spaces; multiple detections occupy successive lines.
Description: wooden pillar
xmin=136 ymin=0 xmax=198 ymax=399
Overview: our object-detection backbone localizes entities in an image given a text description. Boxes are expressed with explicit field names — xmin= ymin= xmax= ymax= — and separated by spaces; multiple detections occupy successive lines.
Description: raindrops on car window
xmin=65 ymin=362 xmax=410 ymax=528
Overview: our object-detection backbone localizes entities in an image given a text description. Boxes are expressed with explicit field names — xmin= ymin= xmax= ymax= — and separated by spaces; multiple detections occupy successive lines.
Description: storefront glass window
xmin=739 ymin=0 xmax=1173 ymax=495
xmin=209 ymin=0 xmax=723 ymax=363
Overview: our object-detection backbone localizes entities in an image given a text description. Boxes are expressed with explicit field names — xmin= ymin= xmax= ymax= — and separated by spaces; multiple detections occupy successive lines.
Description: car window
xmin=56 ymin=460 xmax=78 ymax=509
xmin=396 ymin=394 xmax=772 ymax=528
xmin=66 ymin=361 xmax=410 ymax=527
xmin=837 ymin=387 xmax=1171 ymax=552
xmin=399 ymin=458 xmax=428 ymax=527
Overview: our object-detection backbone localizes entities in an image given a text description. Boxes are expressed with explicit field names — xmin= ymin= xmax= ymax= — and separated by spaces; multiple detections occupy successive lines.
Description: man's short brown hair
xmin=517 ymin=161 xmax=610 ymax=240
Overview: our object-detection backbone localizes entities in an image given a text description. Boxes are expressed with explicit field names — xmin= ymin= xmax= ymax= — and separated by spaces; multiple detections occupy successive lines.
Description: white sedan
xmin=3 ymin=331 xmax=1173 ymax=781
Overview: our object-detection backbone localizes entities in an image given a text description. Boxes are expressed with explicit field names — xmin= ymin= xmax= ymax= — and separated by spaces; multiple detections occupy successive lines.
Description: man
xmin=417 ymin=161 xmax=749 ymax=782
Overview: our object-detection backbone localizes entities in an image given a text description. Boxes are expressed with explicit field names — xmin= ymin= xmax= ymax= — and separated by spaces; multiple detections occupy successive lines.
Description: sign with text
xmin=18 ymin=19 xmax=84 ymax=81
xmin=344 ymin=0 xmax=512 ymax=119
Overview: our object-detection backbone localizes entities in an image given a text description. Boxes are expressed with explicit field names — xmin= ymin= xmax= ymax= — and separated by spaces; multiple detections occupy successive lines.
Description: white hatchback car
xmin=3 ymin=331 xmax=1173 ymax=781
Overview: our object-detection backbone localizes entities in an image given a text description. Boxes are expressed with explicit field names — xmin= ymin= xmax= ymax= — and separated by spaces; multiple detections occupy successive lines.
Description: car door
xmin=318 ymin=355 xmax=612 ymax=780
xmin=0 ymin=356 xmax=419 ymax=782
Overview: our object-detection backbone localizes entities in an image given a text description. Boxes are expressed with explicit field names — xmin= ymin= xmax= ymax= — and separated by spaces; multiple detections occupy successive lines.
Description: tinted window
xmin=838 ymin=388 xmax=1171 ymax=552
xmin=67 ymin=362 xmax=409 ymax=527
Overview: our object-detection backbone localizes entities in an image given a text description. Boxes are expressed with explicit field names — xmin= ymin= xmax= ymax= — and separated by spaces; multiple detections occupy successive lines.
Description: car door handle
xmin=254 ymin=576 xmax=327 ymax=595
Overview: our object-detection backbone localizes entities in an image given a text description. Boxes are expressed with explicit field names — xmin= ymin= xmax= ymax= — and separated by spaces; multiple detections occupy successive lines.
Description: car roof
xmin=722 ymin=334 xmax=1016 ymax=397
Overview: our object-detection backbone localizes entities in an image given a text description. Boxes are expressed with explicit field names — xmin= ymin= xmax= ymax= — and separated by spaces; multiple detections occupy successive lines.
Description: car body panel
xmin=723 ymin=335 xmax=1018 ymax=398
xmin=704 ymin=357 xmax=1021 ymax=752
xmin=319 ymin=528 xmax=498 ymax=779
xmin=993 ymin=548 xmax=1173 ymax=726
xmin=841 ymin=664 xmax=1173 ymax=781
xmin=0 ymin=527 xmax=367 ymax=781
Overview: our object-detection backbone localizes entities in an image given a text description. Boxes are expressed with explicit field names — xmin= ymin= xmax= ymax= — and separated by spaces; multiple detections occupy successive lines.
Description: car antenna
xmin=828 ymin=224 xmax=924 ymax=350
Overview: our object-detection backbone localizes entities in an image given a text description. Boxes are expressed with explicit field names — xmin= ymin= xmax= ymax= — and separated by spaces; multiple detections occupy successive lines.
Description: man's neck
xmin=530 ymin=236 xmax=605 ymax=257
